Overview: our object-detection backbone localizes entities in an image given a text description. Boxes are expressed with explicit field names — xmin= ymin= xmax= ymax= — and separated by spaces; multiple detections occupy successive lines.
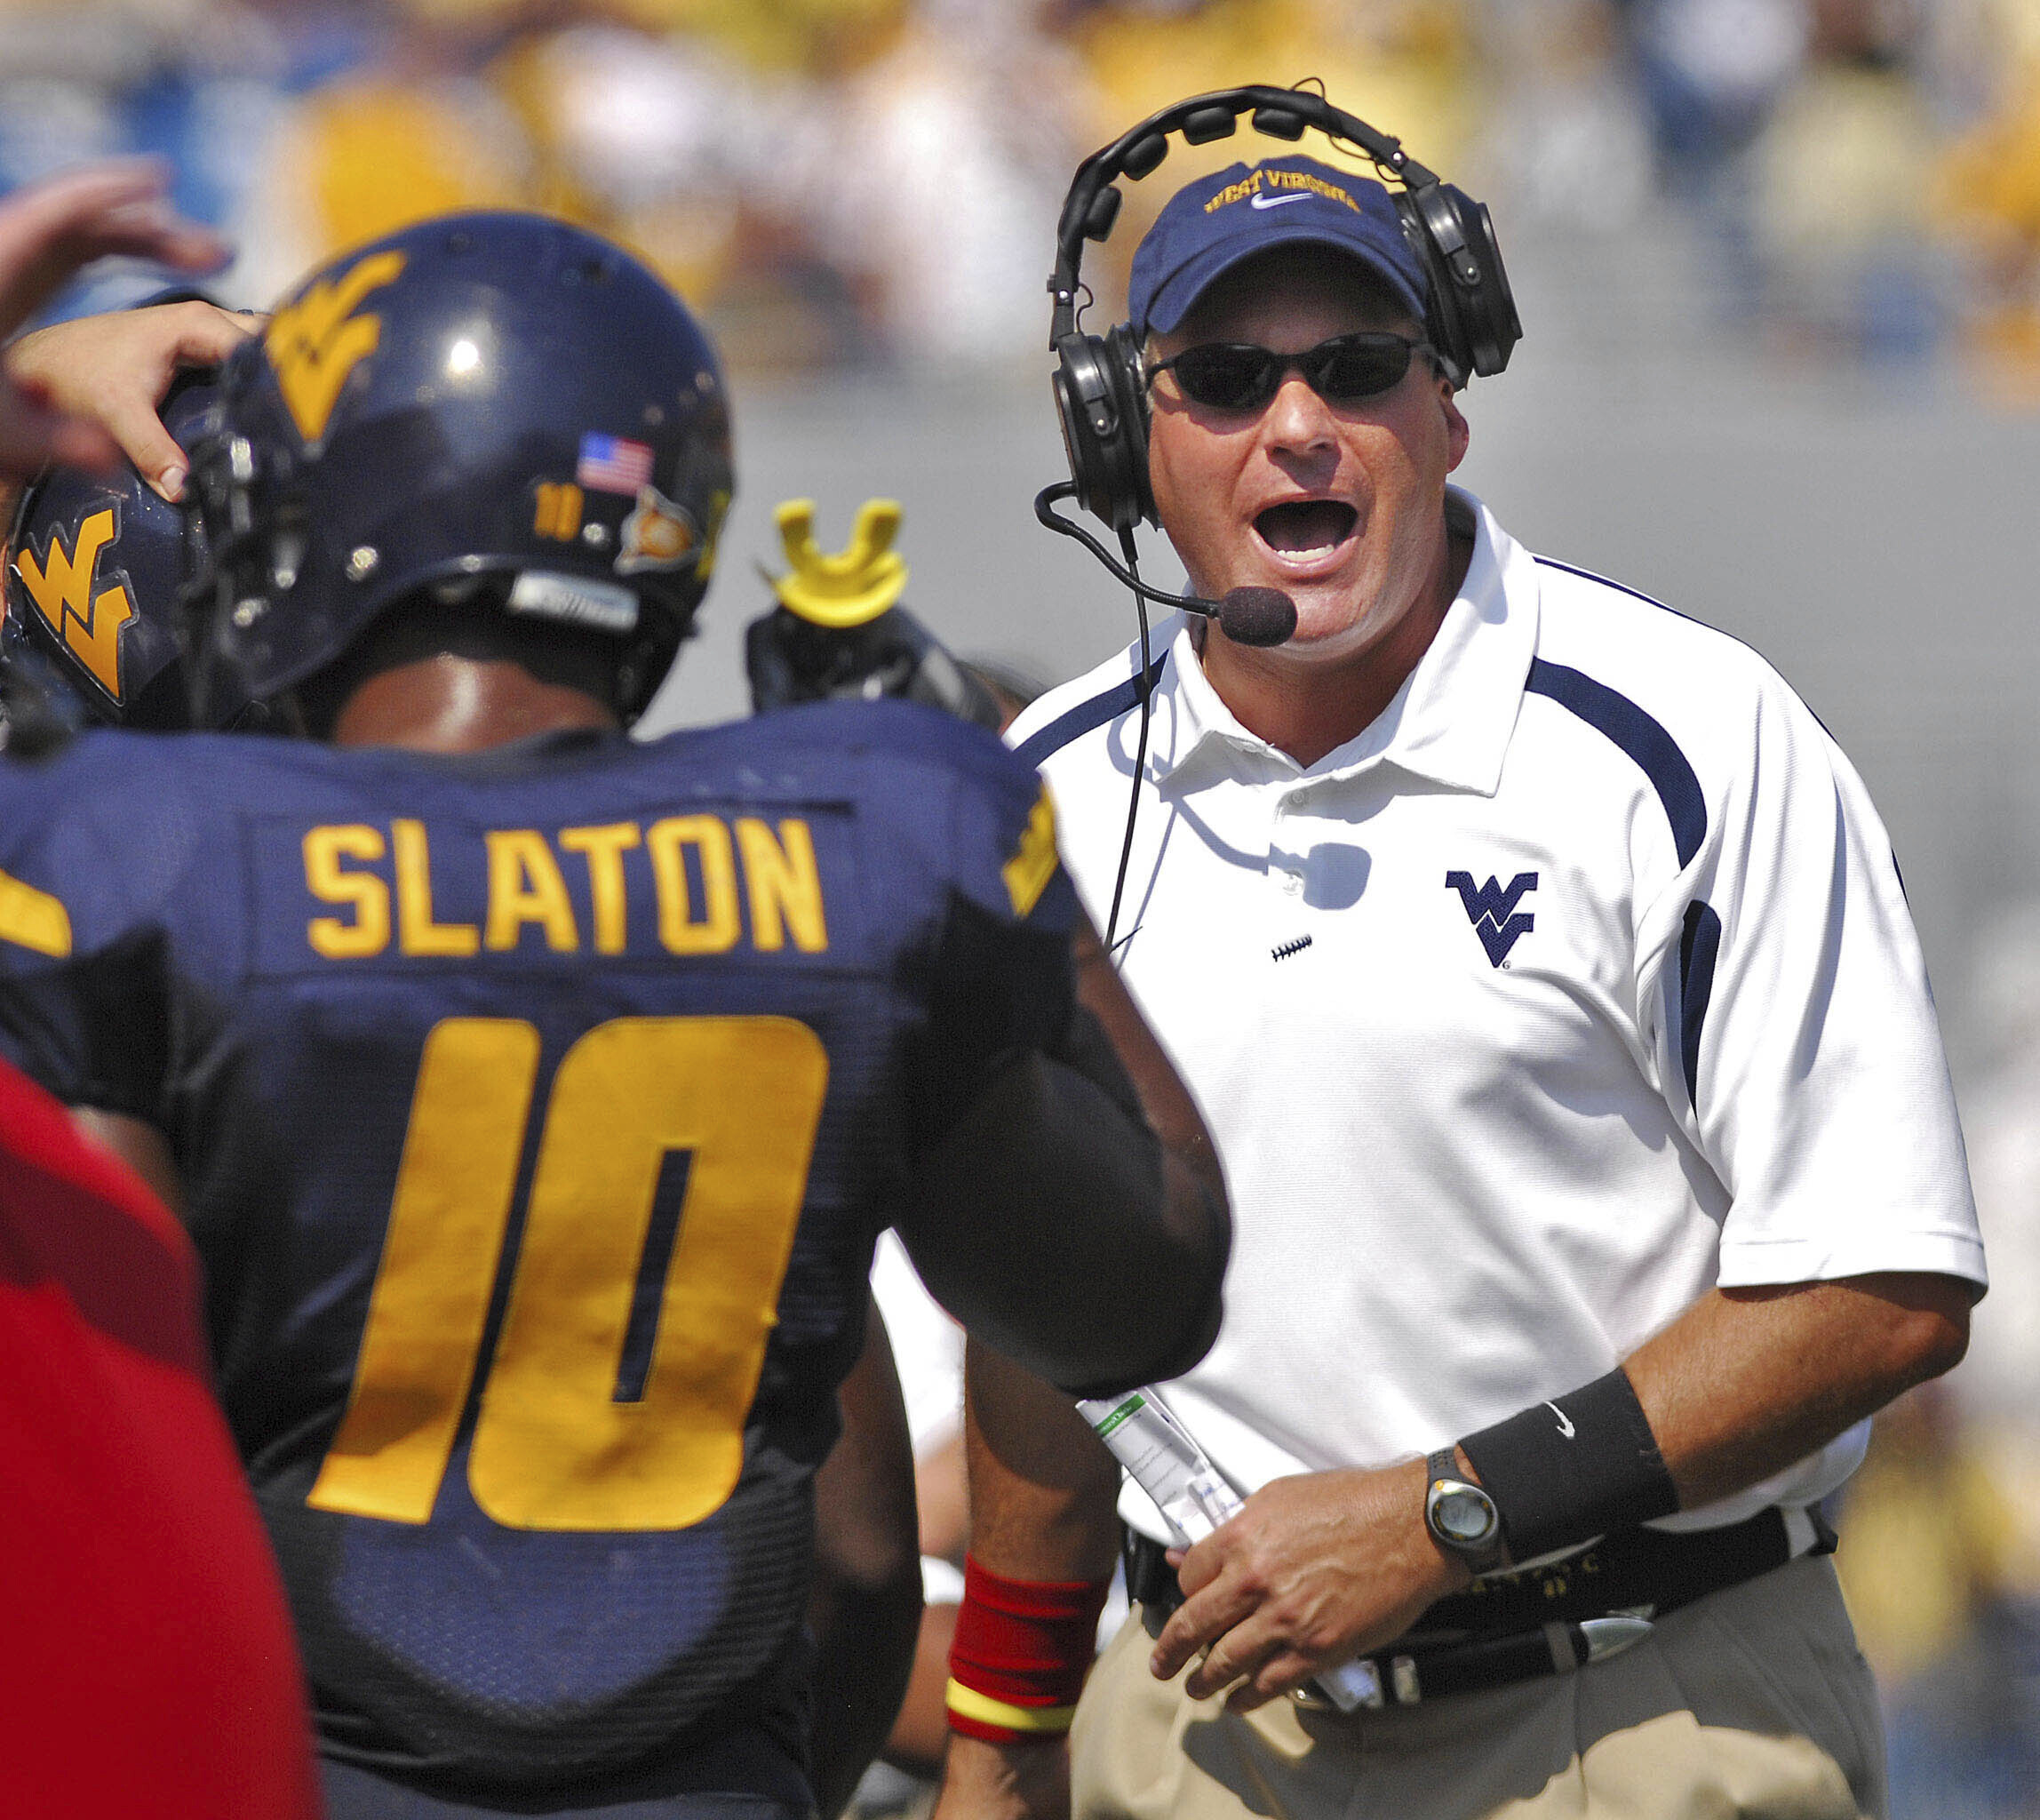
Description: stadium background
xmin=6 ymin=0 xmax=2038 ymax=1809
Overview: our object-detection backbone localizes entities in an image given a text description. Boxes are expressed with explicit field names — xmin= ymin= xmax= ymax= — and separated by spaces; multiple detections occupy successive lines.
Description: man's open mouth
xmin=1253 ymin=500 xmax=1358 ymax=555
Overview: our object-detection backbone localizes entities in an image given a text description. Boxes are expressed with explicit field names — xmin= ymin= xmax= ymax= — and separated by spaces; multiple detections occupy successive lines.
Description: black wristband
xmin=1457 ymin=1368 xmax=1678 ymax=1562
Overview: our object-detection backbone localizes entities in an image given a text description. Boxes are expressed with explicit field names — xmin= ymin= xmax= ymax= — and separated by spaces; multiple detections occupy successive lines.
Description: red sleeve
xmin=0 ymin=1059 xmax=322 ymax=1819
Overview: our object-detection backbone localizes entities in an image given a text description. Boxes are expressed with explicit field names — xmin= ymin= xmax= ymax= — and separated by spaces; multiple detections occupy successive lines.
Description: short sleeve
xmin=899 ymin=754 xmax=1080 ymax=1155
xmin=0 ymin=749 xmax=173 ymax=1121
xmin=1646 ymin=681 xmax=1985 ymax=1290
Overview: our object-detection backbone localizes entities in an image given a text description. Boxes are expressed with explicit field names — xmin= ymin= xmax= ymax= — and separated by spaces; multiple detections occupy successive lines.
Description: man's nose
xmin=1261 ymin=374 xmax=1338 ymax=459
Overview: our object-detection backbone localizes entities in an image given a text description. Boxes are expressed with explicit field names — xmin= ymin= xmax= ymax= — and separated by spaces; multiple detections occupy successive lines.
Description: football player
xmin=0 ymin=358 xmax=932 ymax=1820
xmin=0 ymin=212 xmax=1228 ymax=1819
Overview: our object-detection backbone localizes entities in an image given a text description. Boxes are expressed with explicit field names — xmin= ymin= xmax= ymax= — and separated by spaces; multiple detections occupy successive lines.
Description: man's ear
xmin=1440 ymin=375 xmax=1470 ymax=474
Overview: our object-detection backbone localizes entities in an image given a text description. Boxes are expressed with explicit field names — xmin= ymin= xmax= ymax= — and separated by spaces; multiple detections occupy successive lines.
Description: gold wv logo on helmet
xmin=266 ymin=250 xmax=407 ymax=445
xmin=13 ymin=505 xmax=133 ymax=702
xmin=767 ymin=499 xmax=908 ymax=629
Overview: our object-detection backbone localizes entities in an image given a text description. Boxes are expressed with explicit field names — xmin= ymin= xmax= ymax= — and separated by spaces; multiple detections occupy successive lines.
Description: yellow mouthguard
xmin=768 ymin=497 xmax=909 ymax=629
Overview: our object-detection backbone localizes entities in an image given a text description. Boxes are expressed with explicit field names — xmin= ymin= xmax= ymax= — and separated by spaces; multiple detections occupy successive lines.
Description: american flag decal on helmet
xmin=576 ymin=434 xmax=654 ymax=495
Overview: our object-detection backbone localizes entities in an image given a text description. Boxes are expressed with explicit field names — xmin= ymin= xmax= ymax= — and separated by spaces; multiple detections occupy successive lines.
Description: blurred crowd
xmin=5 ymin=0 xmax=2040 ymax=380
xmin=1836 ymin=908 xmax=2040 ymax=1820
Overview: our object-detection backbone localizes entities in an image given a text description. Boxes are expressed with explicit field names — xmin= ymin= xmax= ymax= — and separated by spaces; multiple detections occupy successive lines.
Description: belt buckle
xmin=1288 ymin=1659 xmax=1389 ymax=1712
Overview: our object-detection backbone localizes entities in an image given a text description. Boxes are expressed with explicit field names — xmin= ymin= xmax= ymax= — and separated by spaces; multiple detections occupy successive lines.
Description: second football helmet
xmin=184 ymin=212 xmax=734 ymax=724
xmin=5 ymin=371 xmax=235 ymax=730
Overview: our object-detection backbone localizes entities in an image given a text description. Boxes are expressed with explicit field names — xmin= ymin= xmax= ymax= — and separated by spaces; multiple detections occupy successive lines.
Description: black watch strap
xmin=1425 ymin=1447 xmax=1507 ymax=1575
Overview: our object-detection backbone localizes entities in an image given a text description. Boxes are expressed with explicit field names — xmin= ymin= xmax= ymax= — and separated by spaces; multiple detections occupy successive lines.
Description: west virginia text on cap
xmin=1128 ymin=154 xmax=1428 ymax=338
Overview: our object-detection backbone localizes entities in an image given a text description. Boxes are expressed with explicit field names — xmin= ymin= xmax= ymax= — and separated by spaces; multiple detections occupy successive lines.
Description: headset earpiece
xmin=1052 ymin=323 xmax=1153 ymax=533
xmin=1394 ymin=180 xmax=1520 ymax=385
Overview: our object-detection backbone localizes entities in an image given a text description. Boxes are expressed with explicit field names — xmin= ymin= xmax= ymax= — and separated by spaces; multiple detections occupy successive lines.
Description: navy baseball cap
xmin=1128 ymin=155 xmax=1428 ymax=338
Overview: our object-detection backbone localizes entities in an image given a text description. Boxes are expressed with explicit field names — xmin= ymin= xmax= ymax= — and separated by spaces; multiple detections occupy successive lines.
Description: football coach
xmin=936 ymin=94 xmax=1986 ymax=1820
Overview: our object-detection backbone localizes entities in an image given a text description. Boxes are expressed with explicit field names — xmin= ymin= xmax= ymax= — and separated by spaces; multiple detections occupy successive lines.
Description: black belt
xmin=1121 ymin=1504 xmax=1834 ymax=1708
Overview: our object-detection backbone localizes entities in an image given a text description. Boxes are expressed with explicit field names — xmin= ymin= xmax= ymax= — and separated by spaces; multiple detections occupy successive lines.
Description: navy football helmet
xmin=183 ymin=212 xmax=734 ymax=725
xmin=4 ymin=371 xmax=235 ymax=730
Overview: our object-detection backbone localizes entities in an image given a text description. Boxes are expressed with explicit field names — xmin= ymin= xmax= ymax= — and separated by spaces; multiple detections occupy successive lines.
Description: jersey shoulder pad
xmin=0 ymin=730 xmax=253 ymax=958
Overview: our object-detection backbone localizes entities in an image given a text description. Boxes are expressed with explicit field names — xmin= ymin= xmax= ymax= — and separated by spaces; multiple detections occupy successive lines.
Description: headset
xmin=1048 ymin=83 xmax=1521 ymax=536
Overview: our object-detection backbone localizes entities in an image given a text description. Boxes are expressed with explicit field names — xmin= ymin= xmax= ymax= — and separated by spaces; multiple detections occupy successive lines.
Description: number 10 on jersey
xmin=309 ymin=1014 xmax=829 ymax=1532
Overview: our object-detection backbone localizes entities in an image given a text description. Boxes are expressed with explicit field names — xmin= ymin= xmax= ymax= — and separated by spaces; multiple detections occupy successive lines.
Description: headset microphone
xmin=1208 ymin=586 xmax=1296 ymax=646
xmin=1035 ymin=483 xmax=1296 ymax=647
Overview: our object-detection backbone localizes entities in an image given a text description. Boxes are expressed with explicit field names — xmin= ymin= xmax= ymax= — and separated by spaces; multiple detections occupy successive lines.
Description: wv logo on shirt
xmin=1446 ymin=870 xmax=1538 ymax=967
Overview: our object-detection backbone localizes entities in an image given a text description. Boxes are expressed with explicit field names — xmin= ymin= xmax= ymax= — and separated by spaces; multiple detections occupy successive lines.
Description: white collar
xmin=1148 ymin=486 xmax=1540 ymax=798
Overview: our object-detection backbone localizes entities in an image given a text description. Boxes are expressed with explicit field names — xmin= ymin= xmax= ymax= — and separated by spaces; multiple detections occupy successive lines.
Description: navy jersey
xmin=0 ymin=699 xmax=1075 ymax=1797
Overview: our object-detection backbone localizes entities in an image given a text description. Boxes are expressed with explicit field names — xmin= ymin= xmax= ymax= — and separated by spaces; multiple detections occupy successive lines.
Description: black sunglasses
xmin=1146 ymin=332 xmax=1436 ymax=412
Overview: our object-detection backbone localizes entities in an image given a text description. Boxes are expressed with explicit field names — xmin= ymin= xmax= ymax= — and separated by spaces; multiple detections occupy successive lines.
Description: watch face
xmin=1434 ymin=1487 xmax=1496 ymax=1545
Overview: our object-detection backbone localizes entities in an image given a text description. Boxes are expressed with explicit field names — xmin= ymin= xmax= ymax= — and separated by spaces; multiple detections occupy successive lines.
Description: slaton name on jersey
xmin=267 ymin=810 xmax=831 ymax=967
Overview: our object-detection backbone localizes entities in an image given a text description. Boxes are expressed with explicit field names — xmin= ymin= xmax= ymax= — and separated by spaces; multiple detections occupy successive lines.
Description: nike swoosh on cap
xmin=1249 ymin=193 xmax=1313 ymax=210
xmin=1545 ymin=1401 xmax=1576 ymax=1438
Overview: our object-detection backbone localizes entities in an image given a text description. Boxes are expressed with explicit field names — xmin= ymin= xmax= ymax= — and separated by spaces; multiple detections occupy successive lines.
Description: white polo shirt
xmin=1008 ymin=487 xmax=1985 ymax=1537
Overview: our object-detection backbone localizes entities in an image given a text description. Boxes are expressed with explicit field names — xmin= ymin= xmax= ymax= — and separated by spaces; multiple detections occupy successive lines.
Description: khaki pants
xmin=1071 ymin=1556 xmax=1885 ymax=1820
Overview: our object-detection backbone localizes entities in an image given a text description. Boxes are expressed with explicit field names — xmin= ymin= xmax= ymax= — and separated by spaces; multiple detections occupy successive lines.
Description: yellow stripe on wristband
xmin=944 ymin=1680 xmax=1079 ymax=1735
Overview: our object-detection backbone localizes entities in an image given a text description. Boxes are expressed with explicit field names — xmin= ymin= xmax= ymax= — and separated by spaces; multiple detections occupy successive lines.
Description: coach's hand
xmin=1150 ymin=1460 xmax=1473 ymax=1712
xmin=0 ymin=161 xmax=231 ymax=487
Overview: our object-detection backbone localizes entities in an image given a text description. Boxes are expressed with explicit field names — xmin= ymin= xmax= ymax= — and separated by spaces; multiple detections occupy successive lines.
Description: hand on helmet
xmin=0 ymin=161 xmax=233 ymax=488
xmin=8 ymin=297 xmax=251 ymax=503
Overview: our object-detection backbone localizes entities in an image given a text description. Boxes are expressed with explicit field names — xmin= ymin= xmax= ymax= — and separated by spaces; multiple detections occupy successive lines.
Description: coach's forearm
xmin=1616 ymin=1270 xmax=1973 ymax=1512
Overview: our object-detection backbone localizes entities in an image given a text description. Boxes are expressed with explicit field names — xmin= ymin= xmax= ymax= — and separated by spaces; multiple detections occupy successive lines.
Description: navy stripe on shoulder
xmin=1524 ymin=658 xmax=1706 ymax=868
xmin=1534 ymin=553 xmax=1846 ymax=740
xmin=1678 ymin=900 xmax=1723 ymax=1113
xmin=1533 ymin=555 xmax=1672 ymax=613
xmin=1011 ymin=653 xmax=1167 ymax=770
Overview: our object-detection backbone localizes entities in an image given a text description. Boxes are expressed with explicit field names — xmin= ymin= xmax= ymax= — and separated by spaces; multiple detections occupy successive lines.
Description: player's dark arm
xmin=68 ymin=1108 xmax=183 ymax=1214
xmin=934 ymin=911 xmax=1221 ymax=1585
xmin=930 ymin=1339 xmax=1122 ymax=1820
xmin=808 ymin=1296 xmax=922 ymax=1820
xmin=930 ymin=909 xmax=1209 ymax=1820
xmin=893 ymin=920 xmax=1228 ymax=1399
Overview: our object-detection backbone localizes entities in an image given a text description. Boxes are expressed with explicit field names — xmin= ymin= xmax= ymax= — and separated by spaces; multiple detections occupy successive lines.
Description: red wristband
xmin=945 ymin=1555 xmax=1111 ymax=1743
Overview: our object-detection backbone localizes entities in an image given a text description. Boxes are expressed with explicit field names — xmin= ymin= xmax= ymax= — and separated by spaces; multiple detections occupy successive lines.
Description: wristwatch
xmin=1424 ymin=1448 xmax=1507 ymax=1575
